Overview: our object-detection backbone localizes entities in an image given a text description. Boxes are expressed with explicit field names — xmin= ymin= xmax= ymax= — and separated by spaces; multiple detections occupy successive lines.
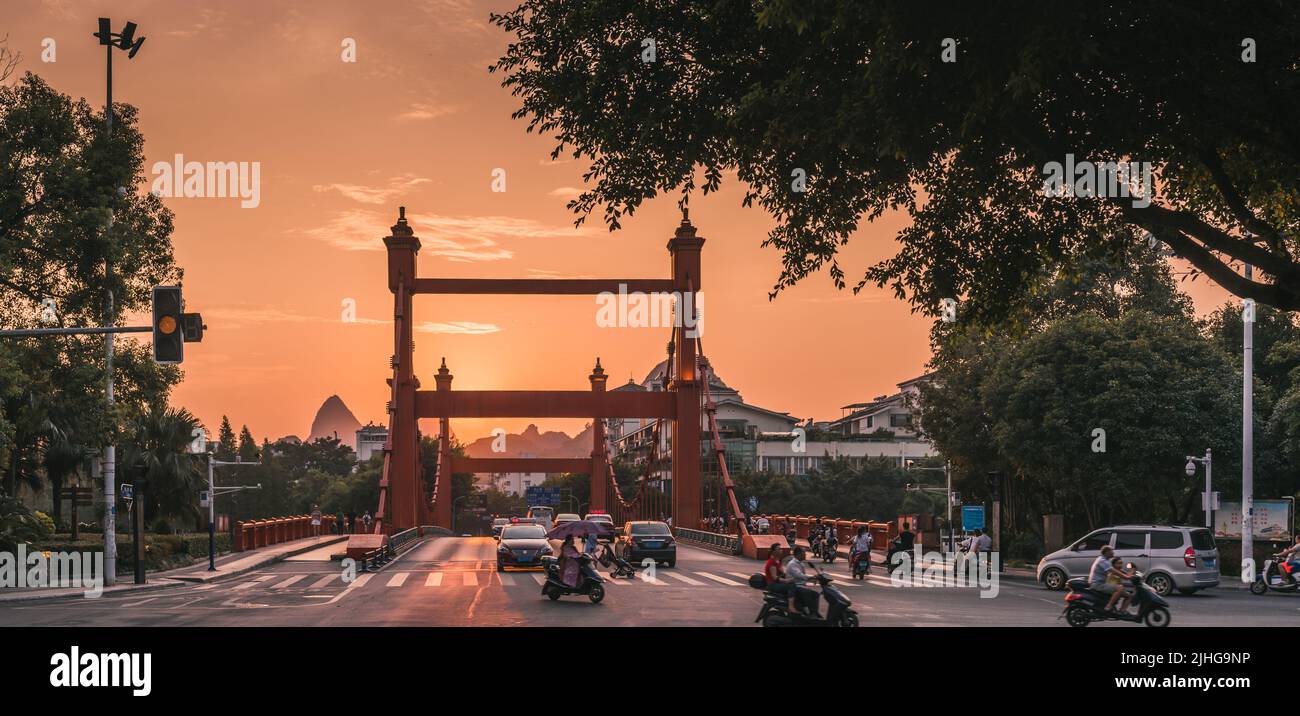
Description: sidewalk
xmin=0 ymin=534 xmax=349 ymax=604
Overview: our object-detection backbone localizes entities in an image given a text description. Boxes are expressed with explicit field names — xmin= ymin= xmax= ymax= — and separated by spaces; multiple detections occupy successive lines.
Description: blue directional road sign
xmin=962 ymin=505 xmax=985 ymax=532
xmin=525 ymin=486 xmax=563 ymax=506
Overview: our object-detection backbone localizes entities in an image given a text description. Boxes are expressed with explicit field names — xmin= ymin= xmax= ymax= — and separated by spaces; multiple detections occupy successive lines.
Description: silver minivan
xmin=1036 ymin=524 xmax=1219 ymax=596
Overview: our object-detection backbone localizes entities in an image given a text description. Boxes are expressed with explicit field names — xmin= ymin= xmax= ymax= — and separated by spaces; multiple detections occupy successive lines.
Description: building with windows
xmin=481 ymin=452 xmax=550 ymax=496
xmin=355 ymin=423 xmax=388 ymax=462
xmin=607 ymin=362 xmax=936 ymax=479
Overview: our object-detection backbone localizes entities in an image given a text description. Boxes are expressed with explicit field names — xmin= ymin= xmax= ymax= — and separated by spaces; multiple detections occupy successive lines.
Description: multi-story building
xmin=607 ymin=362 xmax=936 ymax=479
xmin=355 ymin=423 xmax=388 ymax=462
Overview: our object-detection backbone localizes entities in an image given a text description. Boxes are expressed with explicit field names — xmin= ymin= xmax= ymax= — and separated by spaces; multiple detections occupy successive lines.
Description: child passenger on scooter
xmin=1105 ymin=557 xmax=1135 ymax=613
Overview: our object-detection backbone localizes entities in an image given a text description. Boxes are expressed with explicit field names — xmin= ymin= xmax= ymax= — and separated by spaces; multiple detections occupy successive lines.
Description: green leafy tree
xmin=492 ymin=3 xmax=1300 ymax=318
xmin=119 ymin=405 xmax=203 ymax=533
xmin=982 ymin=311 xmax=1236 ymax=532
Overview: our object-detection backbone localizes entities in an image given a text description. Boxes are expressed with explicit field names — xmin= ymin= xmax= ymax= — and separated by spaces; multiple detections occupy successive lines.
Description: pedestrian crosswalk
xmin=210 ymin=568 xmax=802 ymax=595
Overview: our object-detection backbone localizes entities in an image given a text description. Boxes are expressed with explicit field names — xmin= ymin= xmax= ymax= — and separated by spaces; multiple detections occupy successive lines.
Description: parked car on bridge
xmin=1036 ymin=524 xmax=1219 ymax=596
xmin=617 ymin=521 xmax=676 ymax=568
xmin=497 ymin=524 xmax=553 ymax=571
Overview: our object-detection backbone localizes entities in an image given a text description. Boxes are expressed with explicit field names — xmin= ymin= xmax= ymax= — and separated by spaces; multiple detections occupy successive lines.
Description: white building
xmin=355 ymin=423 xmax=388 ymax=462
xmin=481 ymin=452 xmax=549 ymax=496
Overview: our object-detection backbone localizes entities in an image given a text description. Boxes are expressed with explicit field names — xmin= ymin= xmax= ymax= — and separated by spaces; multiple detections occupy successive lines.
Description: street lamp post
xmin=93 ymin=16 xmax=145 ymax=588
xmin=1186 ymin=449 xmax=1213 ymax=528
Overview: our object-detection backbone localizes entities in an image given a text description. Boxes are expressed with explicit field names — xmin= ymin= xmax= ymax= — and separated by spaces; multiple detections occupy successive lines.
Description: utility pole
xmin=1243 ymin=263 xmax=1255 ymax=581
xmin=202 ymin=448 xmax=262 ymax=571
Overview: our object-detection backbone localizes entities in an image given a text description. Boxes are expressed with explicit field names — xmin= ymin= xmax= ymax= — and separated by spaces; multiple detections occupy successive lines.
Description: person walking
xmin=362 ymin=510 xmax=373 ymax=530
xmin=310 ymin=505 xmax=322 ymax=537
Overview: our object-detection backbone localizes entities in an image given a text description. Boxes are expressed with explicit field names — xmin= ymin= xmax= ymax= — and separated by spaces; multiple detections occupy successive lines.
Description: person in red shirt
xmin=764 ymin=546 xmax=793 ymax=611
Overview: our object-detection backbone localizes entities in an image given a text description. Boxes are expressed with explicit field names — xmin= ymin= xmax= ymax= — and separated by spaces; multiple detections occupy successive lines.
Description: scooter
xmin=1249 ymin=553 xmax=1300 ymax=595
xmin=820 ymin=537 xmax=838 ymax=564
xmin=850 ymin=550 xmax=871 ymax=579
xmin=540 ymin=553 xmax=606 ymax=603
xmin=750 ymin=564 xmax=859 ymax=628
xmin=596 ymin=542 xmax=638 ymax=579
xmin=1060 ymin=569 xmax=1170 ymax=628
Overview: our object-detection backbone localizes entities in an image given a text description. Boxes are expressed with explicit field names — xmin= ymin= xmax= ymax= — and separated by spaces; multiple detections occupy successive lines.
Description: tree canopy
xmin=492 ymin=2 xmax=1300 ymax=320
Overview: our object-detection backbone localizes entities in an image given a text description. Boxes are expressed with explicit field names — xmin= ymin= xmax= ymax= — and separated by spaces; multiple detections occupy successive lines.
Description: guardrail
xmin=390 ymin=527 xmax=420 ymax=551
xmin=358 ymin=543 xmax=395 ymax=572
xmin=675 ymin=527 xmax=740 ymax=555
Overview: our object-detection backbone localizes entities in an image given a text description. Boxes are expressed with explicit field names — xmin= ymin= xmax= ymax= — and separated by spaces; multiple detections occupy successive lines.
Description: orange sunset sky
xmin=5 ymin=1 xmax=1237 ymax=445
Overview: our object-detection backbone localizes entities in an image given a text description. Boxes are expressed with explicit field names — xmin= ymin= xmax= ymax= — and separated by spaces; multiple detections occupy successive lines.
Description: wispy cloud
xmin=201 ymin=305 xmax=387 ymax=328
xmin=299 ymin=209 xmax=591 ymax=262
xmin=167 ymin=8 xmax=228 ymax=38
xmin=416 ymin=321 xmax=500 ymax=335
xmin=548 ymin=186 xmax=582 ymax=198
xmin=396 ymin=101 xmax=460 ymax=121
xmin=313 ymin=174 xmax=431 ymax=205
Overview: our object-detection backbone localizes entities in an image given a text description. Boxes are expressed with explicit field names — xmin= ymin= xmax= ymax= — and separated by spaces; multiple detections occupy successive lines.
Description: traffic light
xmin=152 ymin=286 xmax=183 ymax=364
xmin=181 ymin=312 xmax=205 ymax=343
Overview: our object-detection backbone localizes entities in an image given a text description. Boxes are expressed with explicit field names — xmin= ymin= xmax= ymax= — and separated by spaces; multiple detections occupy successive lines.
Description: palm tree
xmin=119 ymin=405 xmax=203 ymax=534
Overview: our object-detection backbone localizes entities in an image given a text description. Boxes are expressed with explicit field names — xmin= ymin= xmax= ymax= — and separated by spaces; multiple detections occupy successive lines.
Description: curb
xmin=0 ymin=535 xmax=350 ymax=605
xmin=166 ymin=535 xmax=349 ymax=583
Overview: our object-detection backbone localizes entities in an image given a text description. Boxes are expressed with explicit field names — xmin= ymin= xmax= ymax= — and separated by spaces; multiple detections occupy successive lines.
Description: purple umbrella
xmin=546 ymin=520 xmax=614 ymax=540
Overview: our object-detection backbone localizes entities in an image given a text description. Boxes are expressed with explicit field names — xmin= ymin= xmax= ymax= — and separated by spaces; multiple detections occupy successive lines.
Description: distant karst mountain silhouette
xmin=309 ymin=395 xmax=362 ymax=443
xmin=462 ymin=423 xmax=593 ymax=458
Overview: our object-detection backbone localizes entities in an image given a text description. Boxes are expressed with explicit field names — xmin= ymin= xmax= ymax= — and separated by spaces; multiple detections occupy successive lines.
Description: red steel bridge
xmin=352 ymin=208 xmax=778 ymax=557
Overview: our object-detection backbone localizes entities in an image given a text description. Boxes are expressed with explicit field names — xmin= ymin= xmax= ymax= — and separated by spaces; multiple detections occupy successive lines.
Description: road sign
xmin=1201 ymin=491 xmax=1221 ymax=511
xmin=961 ymin=505 xmax=985 ymax=532
xmin=199 ymin=490 xmax=210 ymax=508
xmin=525 ymin=486 xmax=563 ymax=505
xmin=120 ymin=483 xmax=134 ymax=501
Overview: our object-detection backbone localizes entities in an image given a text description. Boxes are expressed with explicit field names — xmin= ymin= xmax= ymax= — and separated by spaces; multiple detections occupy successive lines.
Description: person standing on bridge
xmin=362 ymin=511 xmax=372 ymax=531
xmin=310 ymin=506 xmax=322 ymax=537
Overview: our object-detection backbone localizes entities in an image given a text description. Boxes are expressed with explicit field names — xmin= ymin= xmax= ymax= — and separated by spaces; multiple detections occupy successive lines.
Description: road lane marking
xmin=387 ymin=572 xmax=409 ymax=587
xmin=346 ymin=574 xmax=372 ymax=589
xmin=271 ymin=575 xmax=306 ymax=589
xmin=531 ymin=573 xmax=547 ymax=586
xmin=189 ymin=584 xmax=218 ymax=591
xmin=122 ymin=597 xmax=159 ymax=607
xmin=425 ymin=572 xmax=443 ymax=587
xmin=462 ymin=572 xmax=478 ymax=586
xmin=497 ymin=573 xmax=515 ymax=586
xmin=232 ymin=580 xmax=261 ymax=591
xmin=695 ymin=572 xmax=743 ymax=586
xmin=661 ymin=572 xmax=705 ymax=586
xmin=254 ymin=575 xmax=274 ymax=581
xmin=308 ymin=575 xmax=338 ymax=589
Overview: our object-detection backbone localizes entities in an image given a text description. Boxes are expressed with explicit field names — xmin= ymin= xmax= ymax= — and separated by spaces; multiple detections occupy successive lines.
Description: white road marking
xmin=386 ymin=572 xmax=409 ymax=587
xmin=122 ymin=597 xmax=159 ymax=607
xmin=232 ymin=580 xmax=261 ymax=591
xmin=425 ymin=572 xmax=443 ymax=587
xmin=695 ymin=572 xmax=743 ymax=586
xmin=308 ymin=575 xmax=338 ymax=590
xmin=345 ymin=574 xmax=372 ymax=589
xmin=254 ymin=575 xmax=275 ymax=581
xmin=462 ymin=572 xmax=478 ymax=586
xmin=189 ymin=584 xmax=218 ymax=591
xmin=271 ymin=575 xmax=306 ymax=589
xmin=531 ymin=573 xmax=547 ymax=586
xmin=497 ymin=573 xmax=515 ymax=586
xmin=661 ymin=572 xmax=706 ymax=586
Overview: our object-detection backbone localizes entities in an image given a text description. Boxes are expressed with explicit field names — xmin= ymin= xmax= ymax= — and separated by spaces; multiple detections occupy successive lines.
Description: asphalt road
xmin=3 ymin=537 xmax=1297 ymax=627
